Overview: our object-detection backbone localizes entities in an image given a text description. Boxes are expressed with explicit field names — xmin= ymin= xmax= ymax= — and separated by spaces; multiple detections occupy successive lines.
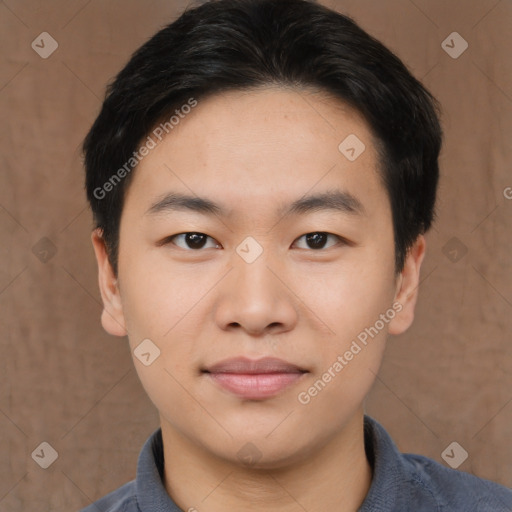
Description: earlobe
xmin=388 ymin=235 xmax=426 ymax=336
xmin=91 ymin=229 xmax=127 ymax=337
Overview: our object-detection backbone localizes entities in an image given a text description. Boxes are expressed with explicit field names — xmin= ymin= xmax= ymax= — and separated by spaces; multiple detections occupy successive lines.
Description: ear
xmin=388 ymin=235 xmax=426 ymax=335
xmin=91 ymin=229 xmax=127 ymax=337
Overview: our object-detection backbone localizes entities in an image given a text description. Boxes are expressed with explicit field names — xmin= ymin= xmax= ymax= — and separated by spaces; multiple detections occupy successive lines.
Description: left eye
xmin=165 ymin=232 xmax=220 ymax=250
xmin=293 ymin=232 xmax=342 ymax=250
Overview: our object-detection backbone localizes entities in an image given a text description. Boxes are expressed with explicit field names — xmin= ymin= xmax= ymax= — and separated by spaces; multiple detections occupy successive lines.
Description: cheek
xmin=119 ymin=260 xmax=206 ymax=416
xmin=294 ymin=266 xmax=393 ymax=420
xmin=119 ymin=249 xmax=212 ymax=341
xmin=296 ymin=252 xmax=396 ymax=409
xmin=298 ymin=256 xmax=396 ymax=341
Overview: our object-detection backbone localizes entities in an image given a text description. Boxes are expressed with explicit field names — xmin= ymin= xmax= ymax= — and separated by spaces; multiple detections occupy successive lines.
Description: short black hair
xmin=83 ymin=0 xmax=442 ymax=276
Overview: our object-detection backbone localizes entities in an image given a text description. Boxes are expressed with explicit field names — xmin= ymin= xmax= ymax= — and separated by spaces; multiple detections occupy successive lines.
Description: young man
xmin=81 ymin=0 xmax=512 ymax=510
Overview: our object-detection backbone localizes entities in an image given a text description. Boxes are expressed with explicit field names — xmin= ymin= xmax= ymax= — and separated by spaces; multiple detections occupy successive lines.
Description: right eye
xmin=161 ymin=232 xmax=221 ymax=250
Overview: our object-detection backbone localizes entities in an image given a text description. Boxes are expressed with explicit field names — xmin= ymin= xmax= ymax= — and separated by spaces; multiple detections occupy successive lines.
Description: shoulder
xmin=361 ymin=416 xmax=512 ymax=512
xmin=78 ymin=480 xmax=139 ymax=512
xmin=402 ymin=452 xmax=512 ymax=511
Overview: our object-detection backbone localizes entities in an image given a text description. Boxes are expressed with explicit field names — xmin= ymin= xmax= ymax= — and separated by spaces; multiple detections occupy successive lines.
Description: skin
xmin=92 ymin=87 xmax=425 ymax=512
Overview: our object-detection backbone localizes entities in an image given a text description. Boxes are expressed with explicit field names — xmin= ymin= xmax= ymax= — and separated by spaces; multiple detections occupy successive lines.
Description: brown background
xmin=1 ymin=0 xmax=511 ymax=510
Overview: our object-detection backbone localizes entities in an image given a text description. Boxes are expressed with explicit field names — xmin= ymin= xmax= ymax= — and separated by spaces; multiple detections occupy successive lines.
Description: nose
xmin=213 ymin=249 xmax=299 ymax=337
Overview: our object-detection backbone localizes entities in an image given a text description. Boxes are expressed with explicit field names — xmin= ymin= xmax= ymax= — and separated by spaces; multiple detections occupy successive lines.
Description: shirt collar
xmin=135 ymin=415 xmax=406 ymax=511
xmin=358 ymin=415 xmax=406 ymax=511
xmin=135 ymin=427 xmax=182 ymax=511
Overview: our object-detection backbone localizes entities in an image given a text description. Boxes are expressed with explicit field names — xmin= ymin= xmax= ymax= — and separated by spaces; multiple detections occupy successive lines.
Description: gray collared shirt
xmin=80 ymin=415 xmax=512 ymax=511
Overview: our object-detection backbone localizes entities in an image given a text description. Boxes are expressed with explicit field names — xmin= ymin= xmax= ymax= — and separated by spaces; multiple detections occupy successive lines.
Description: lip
xmin=203 ymin=357 xmax=308 ymax=400
xmin=204 ymin=356 xmax=307 ymax=374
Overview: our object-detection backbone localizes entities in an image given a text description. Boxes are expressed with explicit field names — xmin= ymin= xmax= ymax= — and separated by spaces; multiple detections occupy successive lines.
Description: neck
xmin=161 ymin=412 xmax=372 ymax=512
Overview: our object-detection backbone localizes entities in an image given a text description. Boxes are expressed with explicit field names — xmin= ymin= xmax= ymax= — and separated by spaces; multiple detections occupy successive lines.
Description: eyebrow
xmin=145 ymin=189 xmax=365 ymax=218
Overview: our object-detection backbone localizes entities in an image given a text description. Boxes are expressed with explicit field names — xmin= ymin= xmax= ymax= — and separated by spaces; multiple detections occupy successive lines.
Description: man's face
xmin=94 ymin=87 xmax=422 ymax=467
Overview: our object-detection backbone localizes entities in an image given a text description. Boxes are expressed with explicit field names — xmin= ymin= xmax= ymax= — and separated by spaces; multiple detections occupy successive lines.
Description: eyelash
xmin=160 ymin=231 xmax=347 ymax=251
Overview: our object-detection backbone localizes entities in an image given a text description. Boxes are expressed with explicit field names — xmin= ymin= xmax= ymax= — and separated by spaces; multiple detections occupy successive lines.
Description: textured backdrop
xmin=0 ymin=0 xmax=511 ymax=509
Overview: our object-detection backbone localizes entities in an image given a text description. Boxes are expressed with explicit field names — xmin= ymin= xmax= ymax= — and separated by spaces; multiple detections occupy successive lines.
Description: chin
xmin=212 ymin=433 xmax=317 ymax=471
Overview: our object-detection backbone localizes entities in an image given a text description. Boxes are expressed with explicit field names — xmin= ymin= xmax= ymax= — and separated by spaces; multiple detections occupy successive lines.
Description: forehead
xmin=124 ymin=87 xmax=386 ymax=216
